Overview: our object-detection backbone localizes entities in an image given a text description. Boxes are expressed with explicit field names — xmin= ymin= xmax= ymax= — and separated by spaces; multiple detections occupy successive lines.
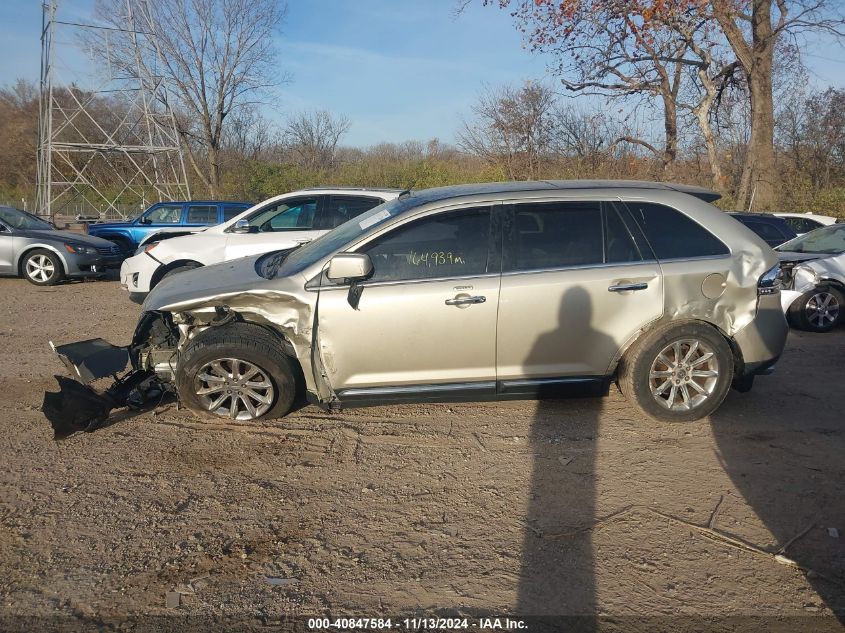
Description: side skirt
xmin=331 ymin=376 xmax=611 ymax=409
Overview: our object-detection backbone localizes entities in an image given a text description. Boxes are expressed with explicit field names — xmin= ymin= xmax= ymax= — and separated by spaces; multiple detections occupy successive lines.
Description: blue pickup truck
xmin=86 ymin=200 xmax=251 ymax=254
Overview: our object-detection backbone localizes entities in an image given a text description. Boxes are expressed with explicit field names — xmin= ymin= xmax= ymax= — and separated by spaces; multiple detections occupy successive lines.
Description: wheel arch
xmin=194 ymin=313 xmax=307 ymax=396
xmin=607 ymin=317 xmax=739 ymax=379
xmin=150 ymin=259 xmax=204 ymax=288
xmin=185 ymin=310 xmax=308 ymax=398
xmin=16 ymin=244 xmax=69 ymax=277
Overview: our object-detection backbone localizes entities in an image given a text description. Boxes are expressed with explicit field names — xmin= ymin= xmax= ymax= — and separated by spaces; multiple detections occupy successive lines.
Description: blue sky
xmin=2 ymin=0 xmax=844 ymax=147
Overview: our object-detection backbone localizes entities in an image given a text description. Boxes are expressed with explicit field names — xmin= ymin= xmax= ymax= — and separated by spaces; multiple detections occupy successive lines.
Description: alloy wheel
xmin=25 ymin=254 xmax=55 ymax=283
xmin=193 ymin=358 xmax=275 ymax=420
xmin=649 ymin=339 xmax=720 ymax=412
xmin=805 ymin=291 xmax=840 ymax=329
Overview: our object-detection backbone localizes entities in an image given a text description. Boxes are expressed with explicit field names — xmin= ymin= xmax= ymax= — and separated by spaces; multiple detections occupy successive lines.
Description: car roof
xmin=773 ymin=212 xmax=834 ymax=219
xmin=296 ymin=186 xmax=406 ymax=194
xmin=150 ymin=200 xmax=250 ymax=204
xmin=728 ymin=212 xmax=790 ymax=222
xmin=388 ymin=180 xmax=720 ymax=214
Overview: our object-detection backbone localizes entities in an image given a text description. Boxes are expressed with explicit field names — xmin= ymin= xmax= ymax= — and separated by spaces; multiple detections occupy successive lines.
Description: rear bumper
xmin=732 ymin=293 xmax=789 ymax=378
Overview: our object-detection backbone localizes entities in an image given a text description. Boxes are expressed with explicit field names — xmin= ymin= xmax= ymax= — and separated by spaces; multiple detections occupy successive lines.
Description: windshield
xmin=0 ymin=207 xmax=53 ymax=231
xmin=274 ymin=198 xmax=403 ymax=277
xmin=777 ymin=224 xmax=845 ymax=254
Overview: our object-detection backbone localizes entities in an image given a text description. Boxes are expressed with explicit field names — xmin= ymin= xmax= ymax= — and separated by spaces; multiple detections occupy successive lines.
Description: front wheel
xmin=618 ymin=323 xmax=734 ymax=423
xmin=158 ymin=263 xmax=201 ymax=286
xmin=22 ymin=249 xmax=65 ymax=286
xmin=788 ymin=286 xmax=843 ymax=333
xmin=176 ymin=322 xmax=296 ymax=421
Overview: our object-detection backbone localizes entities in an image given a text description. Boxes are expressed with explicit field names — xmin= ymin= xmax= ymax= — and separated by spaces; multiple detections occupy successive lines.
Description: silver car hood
xmin=15 ymin=229 xmax=117 ymax=248
xmin=143 ymin=253 xmax=299 ymax=312
xmin=776 ymin=251 xmax=830 ymax=264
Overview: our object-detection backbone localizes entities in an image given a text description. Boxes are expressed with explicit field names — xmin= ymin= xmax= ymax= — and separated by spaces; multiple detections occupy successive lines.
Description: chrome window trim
xmin=501 ymin=258 xmax=659 ymax=278
xmin=312 ymin=271 xmax=501 ymax=292
xmin=652 ymin=254 xmax=734 ymax=265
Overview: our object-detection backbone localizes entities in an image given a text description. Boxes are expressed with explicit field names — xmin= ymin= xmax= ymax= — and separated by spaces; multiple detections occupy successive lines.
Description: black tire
xmin=618 ymin=322 xmax=734 ymax=423
xmin=176 ymin=322 xmax=297 ymax=421
xmin=21 ymin=248 xmax=65 ymax=286
xmin=787 ymin=286 xmax=843 ymax=333
xmin=159 ymin=263 xmax=201 ymax=285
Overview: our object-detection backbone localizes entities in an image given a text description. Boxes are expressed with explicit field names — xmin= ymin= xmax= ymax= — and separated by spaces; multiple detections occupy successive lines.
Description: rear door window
xmin=783 ymin=217 xmax=822 ymax=233
xmin=743 ymin=220 xmax=787 ymax=244
xmin=186 ymin=205 xmax=218 ymax=224
xmin=362 ymin=207 xmax=492 ymax=282
xmin=223 ymin=205 xmax=247 ymax=222
xmin=318 ymin=196 xmax=384 ymax=230
xmin=505 ymin=202 xmax=644 ymax=271
xmin=506 ymin=202 xmax=604 ymax=271
xmin=246 ymin=197 xmax=319 ymax=232
xmin=623 ymin=202 xmax=729 ymax=260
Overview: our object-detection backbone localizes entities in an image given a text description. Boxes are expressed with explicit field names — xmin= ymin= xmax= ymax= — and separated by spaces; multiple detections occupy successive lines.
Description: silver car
xmin=47 ymin=181 xmax=788 ymax=426
xmin=0 ymin=206 xmax=123 ymax=286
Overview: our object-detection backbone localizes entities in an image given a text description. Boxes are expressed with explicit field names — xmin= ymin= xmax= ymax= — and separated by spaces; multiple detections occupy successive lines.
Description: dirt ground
xmin=0 ymin=276 xmax=843 ymax=632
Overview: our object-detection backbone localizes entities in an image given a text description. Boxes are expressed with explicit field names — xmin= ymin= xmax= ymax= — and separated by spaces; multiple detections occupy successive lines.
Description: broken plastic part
xmin=41 ymin=370 xmax=158 ymax=439
xmin=347 ymin=281 xmax=364 ymax=310
xmin=50 ymin=338 xmax=129 ymax=384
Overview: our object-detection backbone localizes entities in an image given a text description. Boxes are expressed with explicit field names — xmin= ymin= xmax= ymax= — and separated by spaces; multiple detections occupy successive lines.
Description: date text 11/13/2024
xmin=306 ymin=617 xmax=528 ymax=630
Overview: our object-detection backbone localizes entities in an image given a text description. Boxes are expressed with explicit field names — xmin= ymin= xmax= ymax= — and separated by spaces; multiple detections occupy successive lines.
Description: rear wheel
xmin=176 ymin=322 xmax=296 ymax=421
xmin=22 ymin=249 xmax=65 ymax=286
xmin=618 ymin=322 xmax=734 ymax=422
xmin=788 ymin=286 xmax=843 ymax=333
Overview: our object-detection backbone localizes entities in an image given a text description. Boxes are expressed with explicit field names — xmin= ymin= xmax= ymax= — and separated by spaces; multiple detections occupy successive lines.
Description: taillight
xmin=758 ymin=264 xmax=783 ymax=295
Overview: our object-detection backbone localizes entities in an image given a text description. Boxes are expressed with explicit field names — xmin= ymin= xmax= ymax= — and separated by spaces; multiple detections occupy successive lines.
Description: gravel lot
xmin=0 ymin=276 xmax=843 ymax=631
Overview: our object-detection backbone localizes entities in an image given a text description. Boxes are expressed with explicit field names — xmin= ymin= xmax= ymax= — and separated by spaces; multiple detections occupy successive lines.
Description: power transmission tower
xmin=36 ymin=0 xmax=190 ymax=220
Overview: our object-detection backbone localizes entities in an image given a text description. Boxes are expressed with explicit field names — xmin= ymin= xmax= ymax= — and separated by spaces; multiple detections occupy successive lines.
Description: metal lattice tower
xmin=36 ymin=0 xmax=190 ymax=220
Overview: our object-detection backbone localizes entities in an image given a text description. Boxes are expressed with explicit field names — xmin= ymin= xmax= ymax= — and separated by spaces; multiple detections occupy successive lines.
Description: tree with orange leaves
xmin=490 ymin=0 xmax=845 ymax=210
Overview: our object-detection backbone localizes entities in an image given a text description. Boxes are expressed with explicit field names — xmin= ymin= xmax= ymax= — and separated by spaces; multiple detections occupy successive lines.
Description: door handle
xmin=608 ymin=282 xmax=649 ymax=293
xmin=294 ymin=238 xmax=312 ymax=245
xmin=445 ymin=295 xmax=486 ymax=306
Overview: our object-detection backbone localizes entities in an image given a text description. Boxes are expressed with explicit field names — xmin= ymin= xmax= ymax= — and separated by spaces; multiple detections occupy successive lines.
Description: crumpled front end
xmin=41 ymin=269 xmax=329 ymax=435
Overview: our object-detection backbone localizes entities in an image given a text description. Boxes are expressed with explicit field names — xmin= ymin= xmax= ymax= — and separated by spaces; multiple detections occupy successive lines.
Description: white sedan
xmin=777 ymin=224 xmax=845 ymax=332
xmin=120 ymin=187 xmax=402 ymax=303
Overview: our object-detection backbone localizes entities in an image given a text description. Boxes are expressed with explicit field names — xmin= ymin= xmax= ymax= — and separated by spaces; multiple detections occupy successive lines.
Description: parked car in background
xmin=0 ymin=206 xmax=122 ymax=286
xmin=728 ymin=212 xmax=797 ymax=248
xmin=119 ymin=188 xmax=403 ymax=303
xmin=53 ymin=181 xmax=788 ymax=429
xmin=773 ymin=212 xmax=838 ymax=236
xmin=86 ymin=200 xmax=251 ymax=255
xmin=776 ymin=224 xmax=845 ymax=332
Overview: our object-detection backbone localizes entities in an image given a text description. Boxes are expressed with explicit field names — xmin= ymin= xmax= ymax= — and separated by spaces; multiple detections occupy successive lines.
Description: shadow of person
xmin=516 ymin=286 xmax=612 ymax=631
xmin=710 ymin=323 xmax=845 ymax=623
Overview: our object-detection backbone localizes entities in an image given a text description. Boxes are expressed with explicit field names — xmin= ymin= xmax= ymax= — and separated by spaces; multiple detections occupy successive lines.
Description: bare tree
xmin=458 ymin=83 xmax=558 ymax=180
xmin=284 ymin=110 xmax=351 ymax=171
xmin=91 ymin=0 xmax=287 ymax=197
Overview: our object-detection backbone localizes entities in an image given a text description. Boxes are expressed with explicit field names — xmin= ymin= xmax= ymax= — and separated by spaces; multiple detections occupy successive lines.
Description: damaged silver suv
xmin=44 ymin=181 xmax=788 ymax=431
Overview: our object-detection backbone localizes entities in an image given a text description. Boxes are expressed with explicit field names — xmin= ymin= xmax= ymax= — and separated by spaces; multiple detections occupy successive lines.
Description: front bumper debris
xmin=42 ymin=338 xmax=169 ymax=439
xmin=50 ymin=338 xmax=129 ymax=383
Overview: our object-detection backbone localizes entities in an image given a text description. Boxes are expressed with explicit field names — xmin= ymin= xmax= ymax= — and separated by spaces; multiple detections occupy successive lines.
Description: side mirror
xmin=138 ymin=216 xmax=151 ymax=225
xmin=326 ymin=253 xmax=373 ymax=282
xmin=231 ymin=219 xmax=252 ymax=233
